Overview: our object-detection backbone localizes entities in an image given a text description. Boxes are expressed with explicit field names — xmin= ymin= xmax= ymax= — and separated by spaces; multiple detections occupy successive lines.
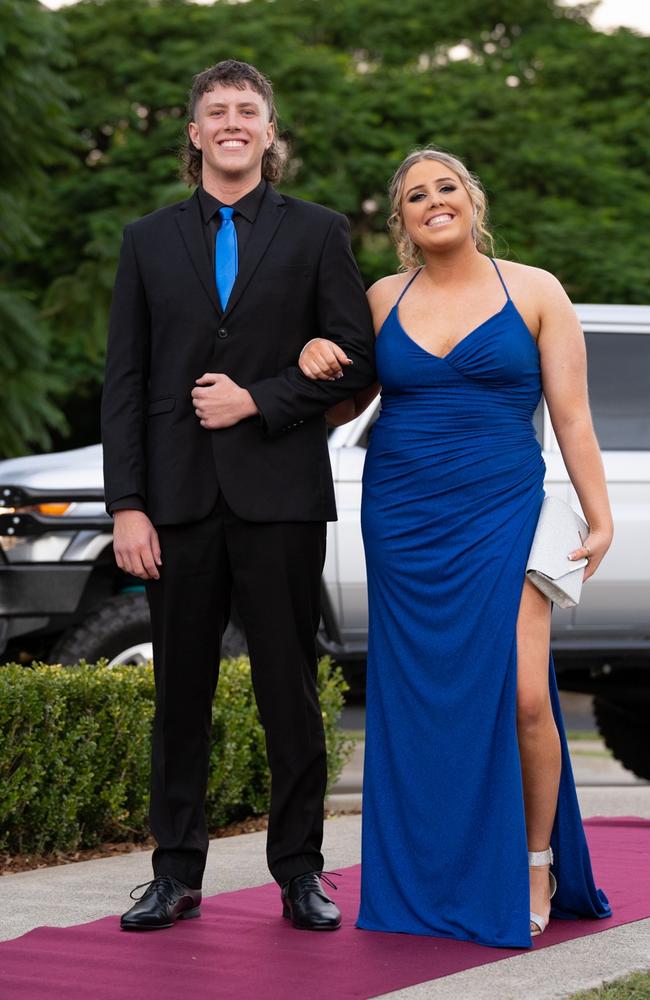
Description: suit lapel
xmin=175 ymin=192 xmax=221 ymax=314
xmin=221 ymin=185 xmax=287 ymax=322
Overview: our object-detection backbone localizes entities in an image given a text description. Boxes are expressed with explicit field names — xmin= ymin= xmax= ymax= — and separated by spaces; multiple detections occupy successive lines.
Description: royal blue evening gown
xmin=357 ymin=260 xmax=611 ymax=948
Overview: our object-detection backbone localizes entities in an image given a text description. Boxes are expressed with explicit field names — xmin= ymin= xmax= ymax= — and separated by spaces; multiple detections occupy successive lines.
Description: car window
xmin=585 ymin=332 xmax=650 ymax=450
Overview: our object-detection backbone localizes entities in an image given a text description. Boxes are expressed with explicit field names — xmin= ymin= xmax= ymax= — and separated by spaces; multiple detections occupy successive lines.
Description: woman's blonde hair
xmin=387 ymin=148 xmax=494 ymax=269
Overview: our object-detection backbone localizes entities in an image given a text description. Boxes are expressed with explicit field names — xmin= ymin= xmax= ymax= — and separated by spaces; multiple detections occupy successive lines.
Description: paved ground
xmin=2 ymin=691 xmax=649 ymax=998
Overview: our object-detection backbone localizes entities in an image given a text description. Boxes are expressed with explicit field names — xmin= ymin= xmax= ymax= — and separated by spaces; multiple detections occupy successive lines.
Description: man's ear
xmin=265 ymin=120 xmax=275 ymax=150
xmin=188 ymin=121 xmax=201 ymax=150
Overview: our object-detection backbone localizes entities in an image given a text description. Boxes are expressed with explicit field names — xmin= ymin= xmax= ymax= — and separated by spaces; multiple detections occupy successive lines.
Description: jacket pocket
xmin=147 ymin=396 xmax=176 ymax=416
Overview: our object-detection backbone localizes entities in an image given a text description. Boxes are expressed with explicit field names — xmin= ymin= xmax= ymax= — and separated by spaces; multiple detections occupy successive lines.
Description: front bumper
xmin=0 ymin=563 xmax=93 ymax=616
xmin=0 ymin=563 xmax=94 ymax=655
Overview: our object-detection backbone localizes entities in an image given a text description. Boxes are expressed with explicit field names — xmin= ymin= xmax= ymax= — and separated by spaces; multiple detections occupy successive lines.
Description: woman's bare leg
xmin=516 ymin=578 xmax=561 ymax=930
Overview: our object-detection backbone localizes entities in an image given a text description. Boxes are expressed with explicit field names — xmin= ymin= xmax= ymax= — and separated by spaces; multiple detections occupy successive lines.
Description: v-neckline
xmin=394 ymin=298 xmax=511 ymax=362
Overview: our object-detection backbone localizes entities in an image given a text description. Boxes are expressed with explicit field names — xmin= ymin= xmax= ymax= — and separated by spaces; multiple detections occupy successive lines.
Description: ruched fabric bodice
xmin=357 ymin=261 xmax=610 ymax=947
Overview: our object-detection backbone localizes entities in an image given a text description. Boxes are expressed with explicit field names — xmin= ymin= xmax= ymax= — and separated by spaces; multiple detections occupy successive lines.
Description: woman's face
xmin=400 ymin=159 xmax=474 ymax=254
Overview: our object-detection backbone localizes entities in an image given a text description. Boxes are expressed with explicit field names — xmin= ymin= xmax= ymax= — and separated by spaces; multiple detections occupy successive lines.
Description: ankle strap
xmin=528 ymin=847 xmax=553 ymax=866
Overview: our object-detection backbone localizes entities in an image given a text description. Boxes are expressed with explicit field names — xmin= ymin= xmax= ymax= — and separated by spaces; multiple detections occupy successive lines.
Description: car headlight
xmin=0 ymin=503 xmax=73 ymax=560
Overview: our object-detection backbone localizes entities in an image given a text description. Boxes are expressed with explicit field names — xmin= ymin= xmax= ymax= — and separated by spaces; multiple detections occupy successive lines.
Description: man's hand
xmin=192 ymin=373 xmax=259 ymax=429
xmin=113 ymin=510 xmax=162 ymax=580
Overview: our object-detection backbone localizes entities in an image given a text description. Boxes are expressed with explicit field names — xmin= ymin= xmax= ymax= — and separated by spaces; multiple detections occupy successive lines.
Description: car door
xmin=569 ymin=311 xmax=650 ymax=638
xmin=328 ymin=406 xmax=377 ymax=646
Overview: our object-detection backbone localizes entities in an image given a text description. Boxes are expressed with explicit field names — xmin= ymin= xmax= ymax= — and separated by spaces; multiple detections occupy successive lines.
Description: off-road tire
xmin=50 ymin=592 xmax=247 ymax=665
xmin=594 ymin=696 xmax=650 ymax=781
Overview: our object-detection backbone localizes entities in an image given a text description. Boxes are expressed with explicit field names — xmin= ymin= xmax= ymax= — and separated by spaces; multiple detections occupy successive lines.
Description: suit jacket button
xmin=217 ymin=327 xmax=229 ymax=339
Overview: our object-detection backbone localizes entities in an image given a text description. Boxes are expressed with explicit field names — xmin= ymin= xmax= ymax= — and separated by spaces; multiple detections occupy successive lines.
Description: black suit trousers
xmin=145 ymin=494 xmax=327 ymax=889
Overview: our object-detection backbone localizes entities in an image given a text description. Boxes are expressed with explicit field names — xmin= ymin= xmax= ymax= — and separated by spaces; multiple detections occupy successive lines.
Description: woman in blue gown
xmin=298 ymin=148 xmax=613 ymax=947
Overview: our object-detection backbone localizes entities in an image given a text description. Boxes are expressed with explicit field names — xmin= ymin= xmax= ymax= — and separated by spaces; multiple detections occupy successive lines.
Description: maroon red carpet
xmin=1 ymin=818 xmax=649 ymax=1000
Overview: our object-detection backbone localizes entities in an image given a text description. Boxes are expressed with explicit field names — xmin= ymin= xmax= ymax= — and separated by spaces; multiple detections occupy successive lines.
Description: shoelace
xmin=317 ymin=871 xmax=341 ymax=892
xmin=129 ymin=875 xmax=179 ymax=904
xmin=290 ymin=870 xmax=341 ymax=895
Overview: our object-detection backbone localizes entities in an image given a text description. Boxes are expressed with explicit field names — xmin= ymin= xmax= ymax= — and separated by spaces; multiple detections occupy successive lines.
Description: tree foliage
xmin=1 ymin=0 xmax=649 ymax=455
xmin=0 ymin=0 xmax=75 ymax=455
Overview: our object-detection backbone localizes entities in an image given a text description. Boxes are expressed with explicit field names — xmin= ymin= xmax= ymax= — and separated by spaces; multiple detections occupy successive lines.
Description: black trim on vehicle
xmin=553 ymin=638 xmax=650 ymax=653
xmin=0 ymin=511 xmax=111 ymax=536
xmin=0 ymin=486 xmax=110 ymax=538
xmin=0 ymin=485 xmax=105 ymax=507
xmin=0 ymin=565 xmax=93 ymax=616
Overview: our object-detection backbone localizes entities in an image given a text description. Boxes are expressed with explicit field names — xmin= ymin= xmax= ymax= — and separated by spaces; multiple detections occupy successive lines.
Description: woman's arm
xmin=298 ymin=336 xmax=379 ymax=425
xmin=298 ymin=275 xmax=402 ymax=426
xmin=536 ymin=272 xmax=613 ymax=581
xmin=246 ymin=215 xmax=377 ymax=434
xmin=325 ymin=382 xmax=380 ymax=426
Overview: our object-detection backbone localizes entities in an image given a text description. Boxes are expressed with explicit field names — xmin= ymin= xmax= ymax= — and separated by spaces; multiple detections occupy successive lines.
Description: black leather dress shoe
xmin=120 ymin=875 xmax=202 ymax=931
xmin=281 ymin=871 xmax=341 ymax=930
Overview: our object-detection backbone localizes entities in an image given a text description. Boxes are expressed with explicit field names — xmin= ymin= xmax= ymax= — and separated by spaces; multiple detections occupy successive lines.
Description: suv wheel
xmin=594 ymin=696 xmax=650 ymax=781
xmin=49 ymin=593 xmax=247 ymax=666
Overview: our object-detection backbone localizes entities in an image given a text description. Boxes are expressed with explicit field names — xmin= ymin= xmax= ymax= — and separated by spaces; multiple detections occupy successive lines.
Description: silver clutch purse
xmin=526 ymin=496 xmax=589 ymax=609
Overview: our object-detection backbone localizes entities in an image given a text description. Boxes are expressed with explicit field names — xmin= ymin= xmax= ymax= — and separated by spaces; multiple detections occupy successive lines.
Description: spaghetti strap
xmin=490 ymin=258 xmax=511 ymax=301
xmin=395 ymin=267 xmax=423 ymax=306
xmin=397 ymin=262 xmax=509 ymax=307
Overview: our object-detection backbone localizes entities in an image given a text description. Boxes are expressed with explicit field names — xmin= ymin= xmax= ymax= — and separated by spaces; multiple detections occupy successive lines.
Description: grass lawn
xmin=569 ymin=972 xmax=650 ymax=999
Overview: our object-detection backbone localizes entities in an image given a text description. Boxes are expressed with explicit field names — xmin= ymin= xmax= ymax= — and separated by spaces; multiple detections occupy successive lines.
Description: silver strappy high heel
xmin=528 ymin=846 xmax=557 ymax=936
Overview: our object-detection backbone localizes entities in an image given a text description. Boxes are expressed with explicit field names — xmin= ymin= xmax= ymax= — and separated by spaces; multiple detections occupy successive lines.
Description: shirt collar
xmin=198 ymin=178 xmax=267 ymax=225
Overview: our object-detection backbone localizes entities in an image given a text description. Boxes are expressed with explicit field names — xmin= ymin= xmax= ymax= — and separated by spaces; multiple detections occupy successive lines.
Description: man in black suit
xmin=102 ymin=59 xmax=375 ymax=932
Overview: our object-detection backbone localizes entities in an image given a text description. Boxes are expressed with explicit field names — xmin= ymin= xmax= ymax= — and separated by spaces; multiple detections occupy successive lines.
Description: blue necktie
xmin=215 ymin=206 xmax=238 ymax=310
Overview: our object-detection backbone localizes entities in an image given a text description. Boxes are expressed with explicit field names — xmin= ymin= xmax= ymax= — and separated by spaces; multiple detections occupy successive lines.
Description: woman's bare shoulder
xmin=495 ymin=259 xmax=581 ymax=354
xmin=367 ymin=271 xmax=418 ymax=331
xmin=367 ymin=271 xmax=414 ymax=298
xmin=494 ymin=258 xmax=567 ymax=300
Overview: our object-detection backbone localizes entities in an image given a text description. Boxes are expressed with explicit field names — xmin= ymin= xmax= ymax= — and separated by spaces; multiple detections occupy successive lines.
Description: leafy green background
xmin=1 ymin=0 xmax=649 ymax=456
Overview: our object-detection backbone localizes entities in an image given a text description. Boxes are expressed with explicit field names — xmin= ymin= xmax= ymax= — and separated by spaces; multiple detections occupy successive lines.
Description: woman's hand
xmin=569 ymin=526 xmax=613 ymax=583
xmin=299 ymin=338 xmax=353 ymax=381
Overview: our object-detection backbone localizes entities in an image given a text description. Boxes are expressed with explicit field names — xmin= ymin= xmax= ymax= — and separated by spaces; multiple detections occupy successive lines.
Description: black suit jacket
xmin=101 ymin=185 xmax=376 ymax=525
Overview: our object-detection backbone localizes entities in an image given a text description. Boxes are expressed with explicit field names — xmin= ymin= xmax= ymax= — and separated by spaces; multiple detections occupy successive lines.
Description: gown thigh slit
xmin=357 ymin=260 xmax=611 ymax=948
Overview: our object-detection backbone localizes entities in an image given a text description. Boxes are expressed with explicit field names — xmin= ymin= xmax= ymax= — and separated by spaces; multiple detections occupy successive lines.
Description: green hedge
xmin=0 ymin=656 xmax=353 ymax=855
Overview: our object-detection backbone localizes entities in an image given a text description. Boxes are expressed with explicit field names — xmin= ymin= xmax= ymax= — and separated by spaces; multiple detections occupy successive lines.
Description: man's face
xmin=188 ymin=83 xmax=274 ymax=186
